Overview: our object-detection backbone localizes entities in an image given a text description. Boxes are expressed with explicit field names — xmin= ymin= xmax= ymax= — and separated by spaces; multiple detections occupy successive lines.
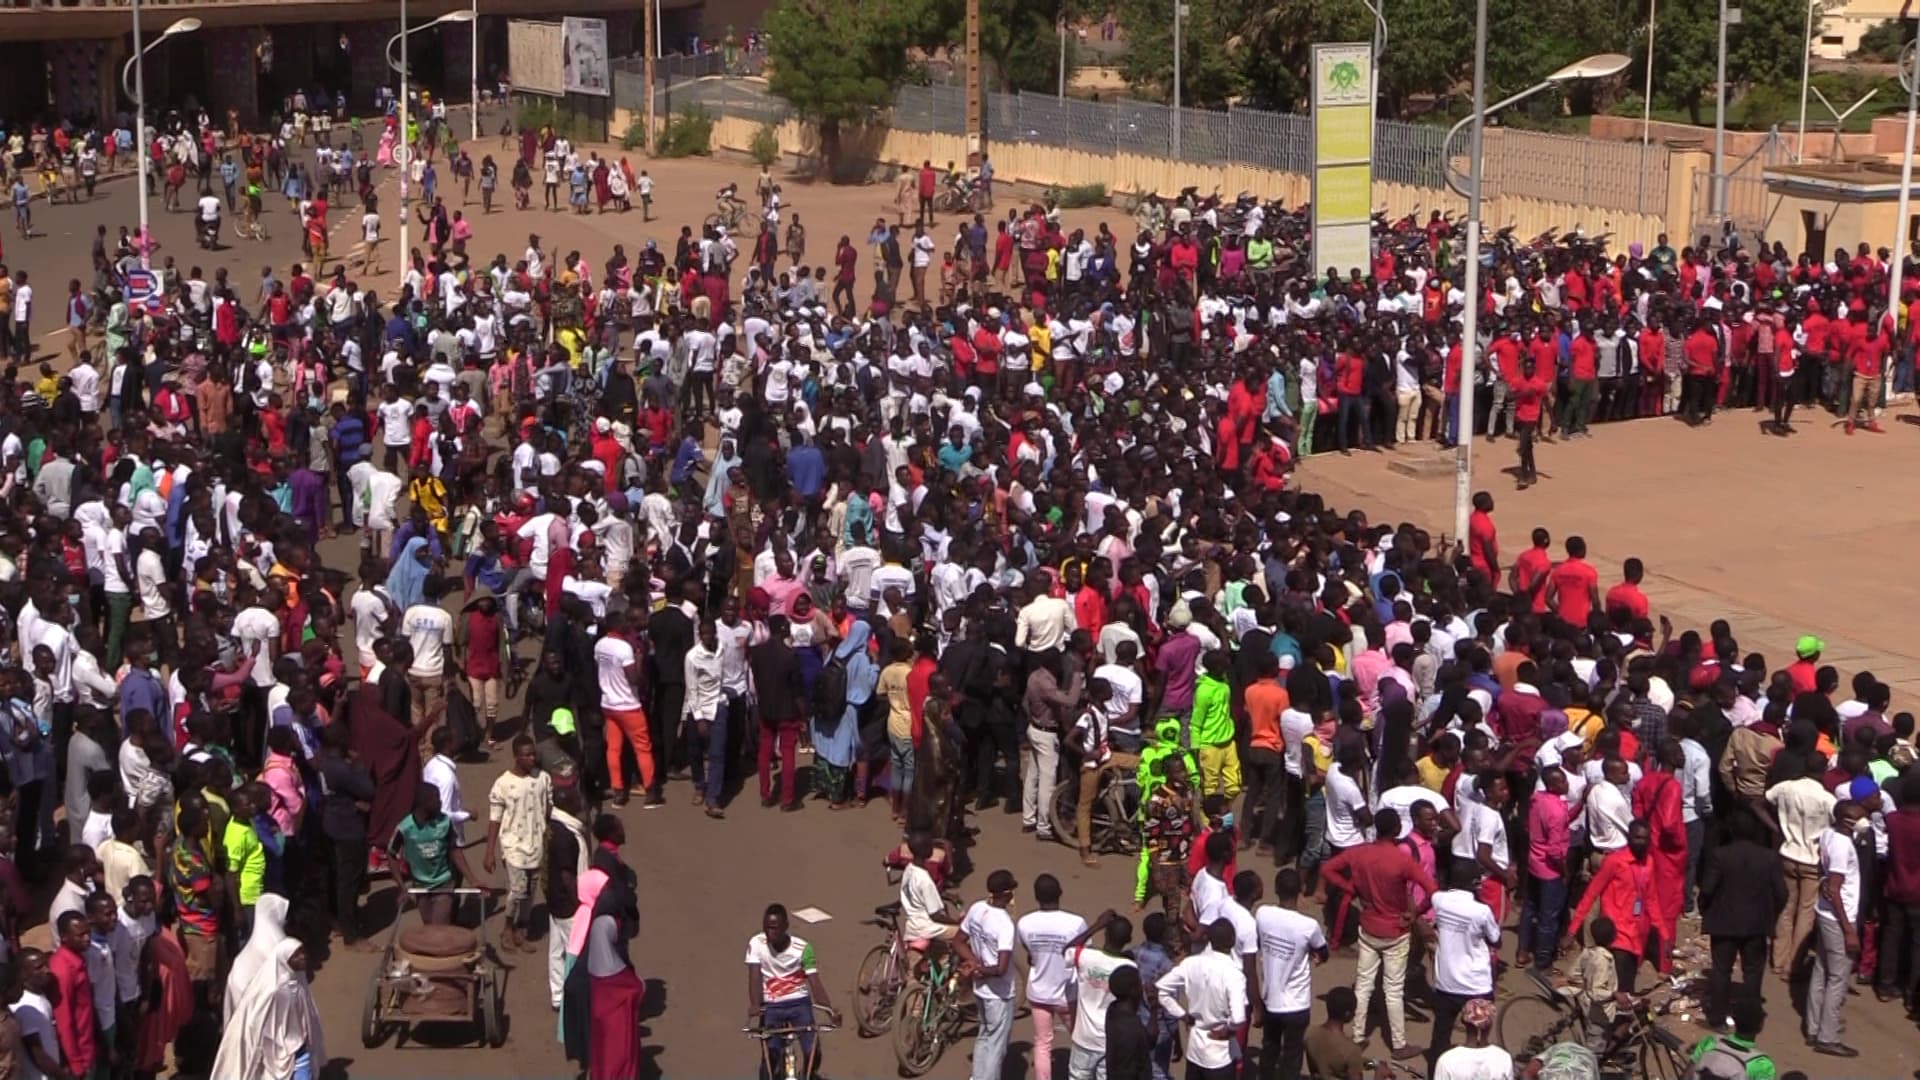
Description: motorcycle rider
xmin=196 ymin=189 xmax=222 ymax=247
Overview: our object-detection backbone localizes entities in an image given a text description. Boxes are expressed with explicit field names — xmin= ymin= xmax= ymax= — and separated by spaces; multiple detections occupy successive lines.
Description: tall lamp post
xmin=470 ymin=0 xmax=481 ymax=143
xmin=121 ymin=14 xmax=200 ymax=268
xmin=386 ymin=8 xmax=475 ymax=281
xmin=1444 ymin=50 xmax=1629 ymax=541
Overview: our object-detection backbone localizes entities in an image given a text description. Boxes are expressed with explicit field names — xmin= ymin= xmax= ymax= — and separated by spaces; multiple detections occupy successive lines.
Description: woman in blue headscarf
xmin=385 ymin=536 xmax=433 ymax=611
xmin=810 ymin=619 xmax=879 ymax=809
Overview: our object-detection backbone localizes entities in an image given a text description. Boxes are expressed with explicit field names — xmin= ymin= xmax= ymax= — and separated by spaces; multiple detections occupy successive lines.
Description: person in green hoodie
xmin=1137 ymin=716 xmax=1198 ymax=808
xmin=1191 ymin=649 xmax=1240 ymax=800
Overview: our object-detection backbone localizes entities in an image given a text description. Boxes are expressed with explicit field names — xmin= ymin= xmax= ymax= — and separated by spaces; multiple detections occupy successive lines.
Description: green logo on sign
xmin=1329 ymin=60 xmax=1362 ymax=91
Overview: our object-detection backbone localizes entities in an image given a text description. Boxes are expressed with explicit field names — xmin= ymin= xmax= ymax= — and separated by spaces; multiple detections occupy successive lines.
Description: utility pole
xmin=965 ymin=0 xmax=982 ymax=166
xmin=1172 ymin=1 xmax=1183 ymax=157
xmin=1057 ymin=16 xmax=1066 ymax=98
xmin=1712 ymin=0 xmax=1739 ymax=218
xmin=644 ymin=0 xmax=657 ymax=154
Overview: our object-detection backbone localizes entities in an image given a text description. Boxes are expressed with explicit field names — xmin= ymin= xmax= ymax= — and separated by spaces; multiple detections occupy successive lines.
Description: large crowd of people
xmin=0 ymin=84 xmax=1905 ymax=1080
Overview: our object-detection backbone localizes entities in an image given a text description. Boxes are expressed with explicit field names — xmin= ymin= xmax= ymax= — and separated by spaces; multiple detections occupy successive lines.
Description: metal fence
xmin=611 ymin=72 xmax=1672 ymax=217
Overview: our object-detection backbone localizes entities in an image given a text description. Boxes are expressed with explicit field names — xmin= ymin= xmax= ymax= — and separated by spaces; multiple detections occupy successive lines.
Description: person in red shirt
xmin=1334 ymin=351 xmax=1369 ymax=453
xmin=1511 ymin=356 xmax=1552 ymax=487
xmin=1604 ymin=556 xmax=1652 ymax=624
xmin=916 ymin=160 xmax=936 ymax=226
xmin=1564 ymin=327 xmax=1598 ymax=436
xmin=1467 ymin=492 xmax=1499 ymax=581
xmin=1545 ymin=536 xmax=1602 ymax=630
xmin=832 ymin=235 xmax=858 ymax=316
xmin=1511 ymin=527 xmax=1554 ymax=615
xmin=1681 ymin=319 xmax=1719 ymax=425
xmin=1564 ymin=820 xmax=1659 ymax=989
xmin=49 ymin=911 xmax=97 ymax=1079
xmin=1846 ymin=316 xmax=1889 ymax=434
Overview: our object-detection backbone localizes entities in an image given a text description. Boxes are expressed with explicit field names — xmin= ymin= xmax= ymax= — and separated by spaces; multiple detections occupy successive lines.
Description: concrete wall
xmin=1588 ymin=114 xmax=1875 ymax=163
xmin=616 ymin=106 xmax=1704 ymax=251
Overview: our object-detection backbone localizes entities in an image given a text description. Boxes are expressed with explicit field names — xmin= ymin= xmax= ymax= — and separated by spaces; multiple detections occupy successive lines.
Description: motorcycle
xmin=196 ymin=214 xmax=221 ymax=250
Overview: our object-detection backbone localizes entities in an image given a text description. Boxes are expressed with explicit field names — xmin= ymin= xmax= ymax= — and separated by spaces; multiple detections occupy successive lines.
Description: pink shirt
xmin=567 ymin=868 xmax=609 ymax=957
xmin=1527 ymin=789 xmax=1572 ymax=879
xmin=261 ymin=751 xmax=305 ymax=835
xmin=1349 ymin=648 xmax=1392 ymax=716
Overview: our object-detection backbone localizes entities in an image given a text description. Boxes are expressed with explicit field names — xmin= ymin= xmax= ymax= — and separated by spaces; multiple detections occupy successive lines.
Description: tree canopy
xmin=765 ymin=0 xmax=921 ymax=129
xmin=1107 ymin=0 xmax=1812 ymax=122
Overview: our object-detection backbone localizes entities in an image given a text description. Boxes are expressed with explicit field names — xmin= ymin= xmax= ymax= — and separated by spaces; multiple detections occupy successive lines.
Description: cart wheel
xmin=361 ymin=968 xmax=391 ymax=1049
xmin=481 ymin=970 xmax=506 ymax=1047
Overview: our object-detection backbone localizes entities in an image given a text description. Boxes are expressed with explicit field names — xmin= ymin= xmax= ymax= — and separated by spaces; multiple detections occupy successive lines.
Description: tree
xmin=765 ymin=0 xmax=921 ymax=173
xmin=1857 ymin=17 xmax=1915 ymax=62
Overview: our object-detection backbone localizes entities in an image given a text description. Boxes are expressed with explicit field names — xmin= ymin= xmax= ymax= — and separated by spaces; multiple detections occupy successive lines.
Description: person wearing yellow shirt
xmin=1029 ymin=319 xmax=1051 ymax=375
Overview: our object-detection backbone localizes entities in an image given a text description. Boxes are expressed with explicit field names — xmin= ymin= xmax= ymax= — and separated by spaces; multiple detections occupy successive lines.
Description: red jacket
xmin=1570 ymin=848 xmax=1656 ymax=958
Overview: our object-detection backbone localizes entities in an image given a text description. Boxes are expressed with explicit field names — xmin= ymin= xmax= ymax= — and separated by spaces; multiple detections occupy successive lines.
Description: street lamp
xmin=121 ymin=15 xmax=200 ymax=268
xmin=1444 ymin=49 xmax=1629 ymax=542
xmin=386 ymin=8 xmax=475 ymax=281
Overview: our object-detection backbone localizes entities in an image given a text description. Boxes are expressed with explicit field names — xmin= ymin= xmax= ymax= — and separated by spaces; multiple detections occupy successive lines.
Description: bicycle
xmin=852 ymin=900 xmax=908 ymax=1037
xmin=745 ymin=1001 xmax=836 ymax=1080
xmin=234 ymin=214 xmax=270 ymax=242
xmin=1047 ymin=762 xmax=1141 ymax=855
xmin=890 ymin=945 xmax=970 ymax=1077
xmin=1494 ymin=970 xmax=1691 ymax=1080
xmin=705 ymin=197 xmax=747 ymax=233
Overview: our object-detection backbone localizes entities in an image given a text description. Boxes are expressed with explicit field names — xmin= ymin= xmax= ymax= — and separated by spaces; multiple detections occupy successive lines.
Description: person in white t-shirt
xmin=1063 ymin=909 xmax=1136 ymax=1078
xmin=745 ymin=904 xmax=841 ymax=1066
xmin=1807 ymin=801 xmax=1867 ymax=1054
xmin=402 ymin=580 xmax=455 ymax=731
xmin=960 ymin=870 xmax=1019 ymax=1080
xmin=1428 ymin=862 xmax=1502 ymax=1070
xmin=1252 ymin=868 xmax=1328 ymax=1079
xmin=1016 ymin=874 xmax=1088 ymax=1072
xmin=594 ymin=610 xmax=654 ymax=804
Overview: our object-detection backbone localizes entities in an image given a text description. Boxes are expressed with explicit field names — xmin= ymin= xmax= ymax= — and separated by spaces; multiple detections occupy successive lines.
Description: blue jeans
xmin=1445 ymin=390 xmax=1461 ymax=444
xmin=1336 ymin=394 xmax=1370 ymax=452
xmin=762 ymin=996 xmax=817 ymax=1073
xmin=1520 ymin=873 xmax=1568 ymax=969
xmin=1684 ymin=817 xmax=1705 ymax=914
xmin=685 ymin=702 xmax=731 ymax=803
xmin=970 ymin=995 xmax=1014 ymax=1080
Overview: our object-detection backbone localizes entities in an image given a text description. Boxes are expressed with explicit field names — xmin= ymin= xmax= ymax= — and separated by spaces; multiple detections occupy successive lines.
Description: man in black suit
xmin=1699 ymin=803 xmax=1788 ymax=1022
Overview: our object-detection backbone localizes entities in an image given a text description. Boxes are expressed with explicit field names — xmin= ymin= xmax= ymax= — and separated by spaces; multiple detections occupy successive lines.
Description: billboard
xmin=563 ymin=17 xmax=610 ymax=97
xmin=508 ymin=20 xmax=564 ymax=97
xmin=1311 ymin=43 xmax=1375 ymax=279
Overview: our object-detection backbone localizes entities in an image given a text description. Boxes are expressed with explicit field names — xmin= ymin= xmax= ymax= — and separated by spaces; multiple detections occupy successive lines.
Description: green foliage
xmin=748 ymin=123 xmax=782 ymax=168
xmin=1855 ymin=17 xmax=1914 ymax=61
xmin=766 ymin=0 xmax=920 ymax=129
xmin=1055 ymin=182 xmax=1108 ymax=207
xmin=621 ymin=119 xmax=648 ymax=151
xmin=516 ymin=98 xmax=583 ymax=141
xmin=657 ymin=107 xmax=714 ymax=158
xmin=1106 ymin=0 xmax=1803 ymax=123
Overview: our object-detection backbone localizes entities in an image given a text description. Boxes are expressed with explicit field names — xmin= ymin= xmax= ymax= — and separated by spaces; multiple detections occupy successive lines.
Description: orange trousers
xmin=604 ymin=706 xmax=656 ymax=792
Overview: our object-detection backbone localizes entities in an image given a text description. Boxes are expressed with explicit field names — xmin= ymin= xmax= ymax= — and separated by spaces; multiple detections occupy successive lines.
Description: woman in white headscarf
xmin=224 ymin=893 xmax=290 ymax=1022
xmin=211 ymin=938 xmax=327 ymax=1080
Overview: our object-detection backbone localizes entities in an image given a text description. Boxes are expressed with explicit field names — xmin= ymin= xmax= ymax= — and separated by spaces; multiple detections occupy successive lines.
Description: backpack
xmin=1686 ymin=1038 xmax=1765 ymax=1080
xmin=813 ymin=653 xmax=850 ymax=729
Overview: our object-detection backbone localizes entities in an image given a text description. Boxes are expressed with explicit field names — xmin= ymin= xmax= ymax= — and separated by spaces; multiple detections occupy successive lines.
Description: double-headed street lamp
xmin=1442 ymin=49 xmax=1629 ymax=541
xmin=122 ymin=14 xmax=200 ymax=267
xmin=386 ymin=8 xmax=475 ymax=279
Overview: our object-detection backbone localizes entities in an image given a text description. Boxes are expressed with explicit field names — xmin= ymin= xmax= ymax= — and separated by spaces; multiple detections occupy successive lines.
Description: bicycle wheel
xmin=1047 ymin=777 xmax=1081 ymax=849
xmin=889 ymin=981 xmax=945 ymax=1077
xmin=1635 ymin=1025 xmax=1691 ymax=1080
xmin=1494 ymin=993 xmax=1576 ymax=1062
xmin=853 ymin=942 xmax=901 ymax=1036
xmin=704 ymin=212 xmax=726 ymax=232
